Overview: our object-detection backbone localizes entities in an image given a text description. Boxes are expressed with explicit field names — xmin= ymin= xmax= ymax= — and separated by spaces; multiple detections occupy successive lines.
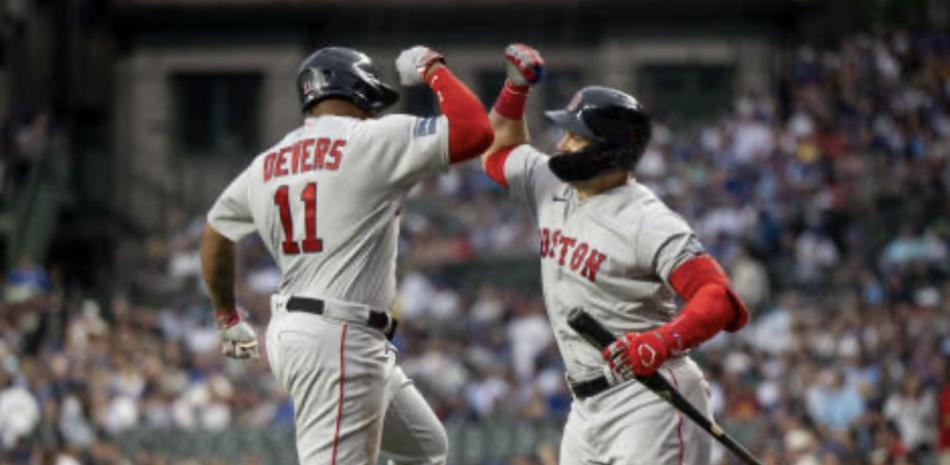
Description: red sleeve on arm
xmin=493 ymin=81 xmax=529 ymax=119
xmin=425 ymin=67 xmax=493 ymax=164
xmin=669 ymin=255 xmax=730 ymax=300
xmin=484 ymin=146 xmax=514 ymax=187
xmin=481 ymin=80 xmax=529 ymax=188
xmin=658 ymin=255 xmax=750 ymax=351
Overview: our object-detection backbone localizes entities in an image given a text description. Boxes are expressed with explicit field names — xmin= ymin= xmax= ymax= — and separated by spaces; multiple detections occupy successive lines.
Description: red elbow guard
xmin=669 ymin=255 xmax=728 ymax=300
xmin=668 ymin=255 xmax=749 ymax=334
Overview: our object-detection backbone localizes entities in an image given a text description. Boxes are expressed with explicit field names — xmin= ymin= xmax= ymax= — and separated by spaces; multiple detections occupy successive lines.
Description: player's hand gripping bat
xmin=567 ymin=308 xmax=766 ymax=465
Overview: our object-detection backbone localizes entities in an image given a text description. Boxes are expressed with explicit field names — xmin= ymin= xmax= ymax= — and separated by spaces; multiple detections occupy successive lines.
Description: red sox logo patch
xmin=303 ymin=68 xmax=328 ymax=95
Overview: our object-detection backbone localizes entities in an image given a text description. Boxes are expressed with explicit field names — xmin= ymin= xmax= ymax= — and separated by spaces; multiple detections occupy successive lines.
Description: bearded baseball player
xmin=199 ymin=46 xmax=492 ymax=465
xmin=481 ymin=44 xmax=750 ymax=465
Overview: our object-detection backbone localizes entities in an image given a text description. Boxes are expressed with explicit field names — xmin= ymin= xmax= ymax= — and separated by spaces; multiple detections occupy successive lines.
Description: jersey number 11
xmin=274 ymin=182 xmax=323 ymax=254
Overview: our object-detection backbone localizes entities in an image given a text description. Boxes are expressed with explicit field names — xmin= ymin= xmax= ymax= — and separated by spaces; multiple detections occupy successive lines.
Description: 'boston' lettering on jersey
xmin=263 ymin=137 xmax=347 ymax=182
xmin=539 ymin=227 xmax=607 ymax=282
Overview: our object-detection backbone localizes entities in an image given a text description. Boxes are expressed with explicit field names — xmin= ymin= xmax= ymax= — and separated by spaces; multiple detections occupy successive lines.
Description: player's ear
xmin=567 ymin=132 xmax=591 ymax=152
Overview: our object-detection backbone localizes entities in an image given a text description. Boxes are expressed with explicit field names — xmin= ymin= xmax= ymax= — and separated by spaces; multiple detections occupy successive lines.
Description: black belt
xmin=569 ymin=376 xmax=612 ymax=399
xmin=286 ymin=296 xmax=398 ymax=340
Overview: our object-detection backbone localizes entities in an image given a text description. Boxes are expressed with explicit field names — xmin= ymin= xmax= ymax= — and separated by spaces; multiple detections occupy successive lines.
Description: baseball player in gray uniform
xmin=481 ymin=44 xmax=750 ymax=465
xmin=199 ymin=46 xmax=493 ymax=465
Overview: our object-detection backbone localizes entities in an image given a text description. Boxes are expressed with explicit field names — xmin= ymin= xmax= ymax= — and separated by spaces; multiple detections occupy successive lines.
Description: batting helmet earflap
xmin=544 ymin=86 xmax=652 ymax=183
xmin=297 ymin=47 xmax=399 ymax=114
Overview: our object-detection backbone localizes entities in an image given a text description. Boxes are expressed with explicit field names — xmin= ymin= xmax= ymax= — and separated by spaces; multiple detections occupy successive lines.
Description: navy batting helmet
xmin=545 ymin=86 xmax=651 ymax=182
xmin=297 ymin=47 xmax=399 ymax=114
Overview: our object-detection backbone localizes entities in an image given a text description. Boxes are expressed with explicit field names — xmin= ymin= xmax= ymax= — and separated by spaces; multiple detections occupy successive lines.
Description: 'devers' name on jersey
xmin=263 ymin=137 xmax=347 ymax=182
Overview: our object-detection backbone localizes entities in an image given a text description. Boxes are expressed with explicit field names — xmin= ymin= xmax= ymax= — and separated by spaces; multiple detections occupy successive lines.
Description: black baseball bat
xmin=567 ymin=308 xmax=766 ymax=465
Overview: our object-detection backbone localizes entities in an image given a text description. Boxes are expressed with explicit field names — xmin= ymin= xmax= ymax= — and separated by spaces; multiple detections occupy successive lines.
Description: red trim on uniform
xmin=331 ymin=323 xmax=348 ymax=465
xmin=667 ymin=369 xmax=685 ymax=465
xmin=484 ymin=146 xmax=515 ymax=187
xmin=425 ymin=67 xmax=494 ymax=164
xmin=493 ymin=81 xmax=530 ymax=120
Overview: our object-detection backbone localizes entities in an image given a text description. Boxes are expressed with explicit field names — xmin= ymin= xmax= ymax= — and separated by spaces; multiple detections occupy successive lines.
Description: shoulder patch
xmin=413 ymin=117 xmax=438 ymax=137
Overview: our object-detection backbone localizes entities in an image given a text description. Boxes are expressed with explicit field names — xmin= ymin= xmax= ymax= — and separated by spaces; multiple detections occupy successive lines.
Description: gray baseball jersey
xmin=208 ymin=114 xmax=448 ymax=309
xmin=209 ymin=113 xmax=452 ymax=465
xmin=502 ymin=144 xmax=703 ymax=380
xmin=499 ymin=144 xmax=713 ymax=465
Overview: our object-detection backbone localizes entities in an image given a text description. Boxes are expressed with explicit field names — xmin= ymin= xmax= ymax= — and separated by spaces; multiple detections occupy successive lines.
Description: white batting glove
xmin=217 ymin=310 xmax=259 ymax=360
xmin=395 ymin=46 xmax=445 ymax=86
xmin=505 ymin=43 xmax=544 ymax=87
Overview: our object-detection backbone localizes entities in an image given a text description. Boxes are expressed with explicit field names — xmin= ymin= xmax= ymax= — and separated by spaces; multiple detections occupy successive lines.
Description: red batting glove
xmin=603 ymin=329 xmax=676 ymax=378
xmin=504 ymin=43 xmax=544 ymax=87
xmin=215 ymin=308 xmax=241 ymax=329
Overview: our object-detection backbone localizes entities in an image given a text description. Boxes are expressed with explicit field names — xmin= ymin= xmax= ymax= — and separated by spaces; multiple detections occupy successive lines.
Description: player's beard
xmin=548 ymin=143 xmax=636 ymax=183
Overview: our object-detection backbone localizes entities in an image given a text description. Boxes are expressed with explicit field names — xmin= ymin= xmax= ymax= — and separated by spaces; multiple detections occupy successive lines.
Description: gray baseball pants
xmin=561 ymin=357 xmax=713 ymax=465
xmin=266 ymin=295 xmax=447 ymax=465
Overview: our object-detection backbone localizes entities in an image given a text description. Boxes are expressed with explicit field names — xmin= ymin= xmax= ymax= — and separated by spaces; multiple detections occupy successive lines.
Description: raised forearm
xmin=424 ymin=64 xmax=494 ymax=163
xmin=481 ymin=44 xmax=543 ymax=169
xmin=488 ymin=107 xmax=530 ymax=151
xmin=395 ymin=47 xmax=493 ymax=163
xmin=481 ymin=86 xmax=531 ymax=174
xmin=200 ymin=224 xmax=237 ymax=318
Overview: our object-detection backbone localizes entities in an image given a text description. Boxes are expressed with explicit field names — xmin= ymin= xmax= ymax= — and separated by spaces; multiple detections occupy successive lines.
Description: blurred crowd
xmin=2 ymin=30 xmax=950 ymax=465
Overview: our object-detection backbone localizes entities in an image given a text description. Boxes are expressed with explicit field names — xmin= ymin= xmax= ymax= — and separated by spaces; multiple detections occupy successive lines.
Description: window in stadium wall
xmin=171 ymin=72 xmax=263 ymax=157
xmin=637 ymin=65 xmax=734 ymax=125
